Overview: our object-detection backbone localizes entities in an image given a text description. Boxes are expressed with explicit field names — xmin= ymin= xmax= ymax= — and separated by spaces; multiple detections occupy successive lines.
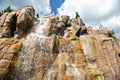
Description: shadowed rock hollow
xmin=0 ymin=6 xmax=120 ymax=80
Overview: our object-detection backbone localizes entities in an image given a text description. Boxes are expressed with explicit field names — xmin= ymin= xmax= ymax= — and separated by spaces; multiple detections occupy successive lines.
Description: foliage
xmin=112 ymin=30 xmax=115 ymax=35
xmin=111 ymin=30 xmax=116 ymax=39
xmin=0 ymin=6 xmax=14 ymax=16
xmin=36 ymin=13 xmax=39 ymax=18
xmin=75 ymin=12 xmax=80 ymax=18
xmin=0 ymin=10 xmax=4 ymax=16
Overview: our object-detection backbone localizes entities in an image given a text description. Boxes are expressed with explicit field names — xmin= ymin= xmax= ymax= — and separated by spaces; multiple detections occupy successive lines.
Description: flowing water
xmin=14 ymin=17 xmax=83 ymax=80
xmin=14 ymin=17 xmax=57 ymax=80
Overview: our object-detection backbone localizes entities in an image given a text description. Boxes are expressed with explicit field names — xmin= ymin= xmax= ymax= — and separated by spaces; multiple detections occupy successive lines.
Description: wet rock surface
xmin=0 ymin=6 xmax=120 ymax=80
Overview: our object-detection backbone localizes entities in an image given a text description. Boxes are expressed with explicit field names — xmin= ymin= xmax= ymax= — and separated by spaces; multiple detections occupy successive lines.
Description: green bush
xmin=111 ymin=30 xmax=116 ymax=39
xmin=36 ymin=13 xmax=39 ymax=18
xmin=0 ymin=6 xmax=14 ymax=16
xmin=75 ymin=12 xmax=80 ymax=18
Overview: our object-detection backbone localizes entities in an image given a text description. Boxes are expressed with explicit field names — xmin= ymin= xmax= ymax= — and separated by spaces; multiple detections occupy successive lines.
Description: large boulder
xmin=0 ymin=12 xmax=17 ymax=38
xmin=16 ymin=6 xmax=35 ymax=32
xmin=44 ymin=15 xmax=69 ymax=36
xmin=70 ymin=17 xmax=85 ymax=27
xmin=0 ymin=6 xmax=35 ymax=38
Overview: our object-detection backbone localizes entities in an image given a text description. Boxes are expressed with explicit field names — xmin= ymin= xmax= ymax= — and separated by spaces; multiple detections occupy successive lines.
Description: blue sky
xmin=0 ymin=0 xmax=120 ymax=38
xmin=50 ymin=0 xmax=64 ymax=14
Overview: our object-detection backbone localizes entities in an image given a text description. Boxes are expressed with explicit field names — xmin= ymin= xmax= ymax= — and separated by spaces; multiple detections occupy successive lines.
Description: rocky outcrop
xmin=16 ymin=6 xmax=35 ymax=32
xmin=0 ymin=6 xmax=35 ymax=38
xmin=87 ymin=27 xmax=113 ymax=37
xmin=0 ymin=38 xmax=21 ymax=76
xmin=44 ymin=15 xmax=69 ymax=36
xmin=0 ymin=6 xmax=120 ymax=80
xmin=80 ymin=35 xmax=120 ymax=80
xmin=70 ymin=17 xmax=85 ymax=26
xmin=0 ymin=12 xmax=17 ymax=38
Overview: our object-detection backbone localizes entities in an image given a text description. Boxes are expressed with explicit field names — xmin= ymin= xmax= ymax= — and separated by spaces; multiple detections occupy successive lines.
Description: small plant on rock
xmin=111 ymin=30 xmax=116 ymax=39
xmin=36 ymin=13 xmax=39 ymax=18
xmin=75 ymin=12 xmax=80 ymax=18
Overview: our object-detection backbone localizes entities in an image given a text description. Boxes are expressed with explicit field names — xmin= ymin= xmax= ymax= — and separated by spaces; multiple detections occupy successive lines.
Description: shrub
xmin=75 ymin=12 xmax=80 ymax=18
xmin=0 ymin=6 xmax=14 ymax=16
xmin=111 ymin=30 xmax=116 ymax=39
xmin=36 ymin=13 xmax=39 ymax=18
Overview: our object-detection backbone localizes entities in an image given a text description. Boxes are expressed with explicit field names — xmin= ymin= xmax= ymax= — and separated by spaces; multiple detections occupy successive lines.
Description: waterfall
xmin=14 ymin=17 xmax=56 ymax=80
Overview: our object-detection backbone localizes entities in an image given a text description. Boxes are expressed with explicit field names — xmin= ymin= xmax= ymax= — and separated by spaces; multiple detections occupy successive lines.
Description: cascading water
xmin=14 ymin=16 xmax=84 ymax=80
xmin=14 ymin=17 xmax=56 ymax=80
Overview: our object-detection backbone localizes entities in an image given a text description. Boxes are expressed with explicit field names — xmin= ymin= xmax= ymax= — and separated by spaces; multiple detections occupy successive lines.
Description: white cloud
xmin=58 ymin=0 xmax=119 ymax=20
xmin=0 ymin=0 xmax=51 ymax=15
xmin=101 ymin=16 xmax=120 ymax=38
xmin=58 ymin=0 xmax=120 ymax=38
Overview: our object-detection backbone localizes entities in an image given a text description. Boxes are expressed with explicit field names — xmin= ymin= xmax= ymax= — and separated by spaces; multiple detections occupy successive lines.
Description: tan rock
xmin=44 ymin=15 xmax=69 ymax=36
xmin=70 ymin=17 xmax=85 ymax=26
xmin=0 ymin=11 xmax=119 ymax=80
xmin=64 ymin=27 xmax=76 ymax=40
xmin=8 ymin=41 xmax=22 ymax=53
xmin=0 ymin=13 xmax=8 ymax=27
xmin=3 ymin=53 xmax=14 ymax=60
xmin=0 ymin=38 xmax=21 ymax=75
xmin=0 ymin=60 xmax=11 ymax=68
xmin=16 ymin=6 xmax=35 ymax=31
xmin=0 ymin=12 xmax=17 ymax=38
xmin=0 ymin=68 xmax=8 ymax=74
xmin=77 ymin=17 xmax=85 ymax=26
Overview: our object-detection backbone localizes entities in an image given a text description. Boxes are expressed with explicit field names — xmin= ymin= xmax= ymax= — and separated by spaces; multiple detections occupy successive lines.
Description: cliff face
xmin=0 ymin=6 xmax=120 ymax=80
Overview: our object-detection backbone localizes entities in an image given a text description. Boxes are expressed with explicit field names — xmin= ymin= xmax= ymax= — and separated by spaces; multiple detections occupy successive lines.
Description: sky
xmin=0 ymin=0 xmax=120 ymax=38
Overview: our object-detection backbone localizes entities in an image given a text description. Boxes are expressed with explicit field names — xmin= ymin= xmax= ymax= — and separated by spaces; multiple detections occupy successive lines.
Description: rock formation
xmin=0 ymin=38 xmax=21 ymax=77
xmin=0 ymin=6 xmax=35 ymax=38
xmin=0 ymin=6 xmax=120 ymax=80
xmin=0 ymin=12 xmax=17 ymax=38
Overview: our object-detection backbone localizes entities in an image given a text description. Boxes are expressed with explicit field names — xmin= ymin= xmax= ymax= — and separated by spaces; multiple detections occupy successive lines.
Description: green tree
xmin=0 ymin=6 xmax=14 ymax=16
xmin=75 ymin=12 xmax=80 ymax=18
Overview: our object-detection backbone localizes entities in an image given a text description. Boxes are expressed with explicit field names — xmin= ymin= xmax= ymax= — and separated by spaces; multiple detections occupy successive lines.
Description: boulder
xmin=77 ymin=17 xmax=85 ymax=26
xmin=70 ymin=17 xmax=85 ymax=27
xmin=16 ymin=6 xmax=35 ymax=32
xmin=44 ymin=15 xmax=69 ymax=36
xmin=0 ymin=6 xmax=35 ymax=38
xmin=0 ymin=12 xmax=17 ymax=38
xmin=0 ymin=38 xmax=21 ymax=75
